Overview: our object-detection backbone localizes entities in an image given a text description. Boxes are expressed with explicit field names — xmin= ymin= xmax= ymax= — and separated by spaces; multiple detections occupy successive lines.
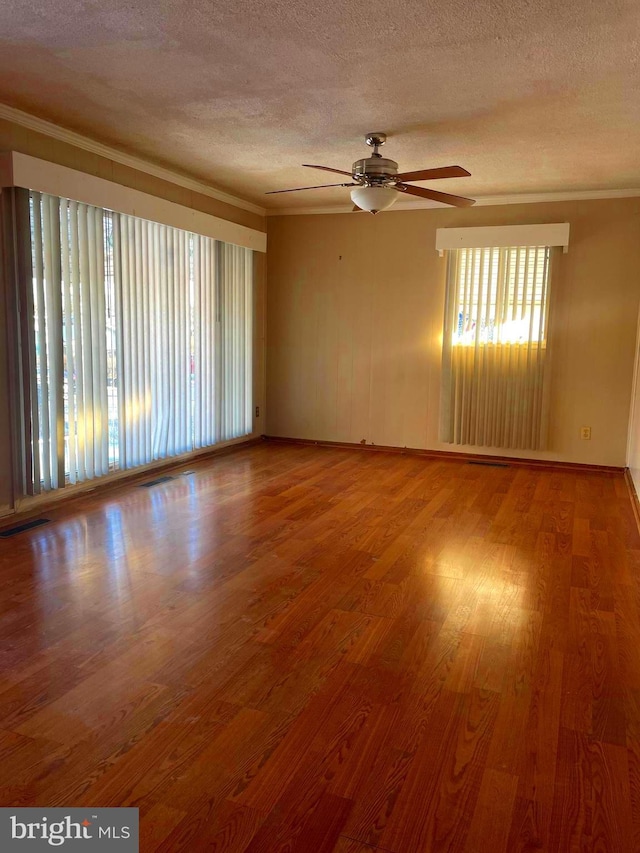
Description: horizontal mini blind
xmin=440 ymin=246 xmax=553 ymax=450
xmin=24 ymin=191 xmax=254 ymax=493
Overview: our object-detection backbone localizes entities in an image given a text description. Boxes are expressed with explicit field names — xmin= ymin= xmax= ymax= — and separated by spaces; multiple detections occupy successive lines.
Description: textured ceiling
xmin=1 ymin=0 xmax=639 ymax=209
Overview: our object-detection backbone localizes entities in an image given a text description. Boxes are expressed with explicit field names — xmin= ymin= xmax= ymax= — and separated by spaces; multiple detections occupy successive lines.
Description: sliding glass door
xmin=26 ymin=191 xmax=253 ymax=493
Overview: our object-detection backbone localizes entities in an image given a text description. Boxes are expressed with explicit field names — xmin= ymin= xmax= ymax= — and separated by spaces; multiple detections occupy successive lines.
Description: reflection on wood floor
xmin=0 ymin=441 xmax=639 ymax=852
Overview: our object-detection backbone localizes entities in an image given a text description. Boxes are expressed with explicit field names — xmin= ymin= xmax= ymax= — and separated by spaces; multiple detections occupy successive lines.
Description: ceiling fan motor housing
xmin=352 ymin=157 xmax=398 ymax=185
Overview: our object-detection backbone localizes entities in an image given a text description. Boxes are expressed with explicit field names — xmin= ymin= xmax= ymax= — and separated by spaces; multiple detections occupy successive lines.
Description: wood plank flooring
xmin=1 ymin=442 xmax=639 ymax=851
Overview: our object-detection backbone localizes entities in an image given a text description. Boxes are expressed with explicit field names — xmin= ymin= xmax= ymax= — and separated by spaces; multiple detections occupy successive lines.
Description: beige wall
xmin=266 ymin=197 xmax=640 ymax=467
xmin=0 ymin=118 xmax=266 ymax=517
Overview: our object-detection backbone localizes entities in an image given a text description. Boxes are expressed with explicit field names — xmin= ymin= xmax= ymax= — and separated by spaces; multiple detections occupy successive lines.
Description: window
xmin=440 ymin=245 xmax=553 ymax=450
xmin=453 ymin=247 xmax=550 ymax=346
xmin=26 ymin=191 xmax=253 ymax=493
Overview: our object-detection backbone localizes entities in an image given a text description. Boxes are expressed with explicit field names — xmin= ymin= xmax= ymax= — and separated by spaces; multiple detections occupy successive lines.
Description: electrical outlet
xmin=255 ymin=406 xmax=260 ymax=418
xmin=581 ymin=426 xmax=591 ymax=440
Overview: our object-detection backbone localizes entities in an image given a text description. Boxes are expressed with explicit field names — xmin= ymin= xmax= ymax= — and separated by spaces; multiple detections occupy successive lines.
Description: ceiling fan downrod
xmin=365 ymin=132 xmax=387 ymax=158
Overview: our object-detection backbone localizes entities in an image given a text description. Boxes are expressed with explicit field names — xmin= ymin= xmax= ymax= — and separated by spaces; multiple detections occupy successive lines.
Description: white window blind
xmin=30 ymin=192 xmax=113 ymax=490
xmin=25 ymin=192 xmax=253 ymax=493
xmin=440 ymin=246 xmax=553 ymax=450
xmin=115 ymin=215 xmax=194 ymax=467
xmin=219 ymin=241 xmax=253 ymax=442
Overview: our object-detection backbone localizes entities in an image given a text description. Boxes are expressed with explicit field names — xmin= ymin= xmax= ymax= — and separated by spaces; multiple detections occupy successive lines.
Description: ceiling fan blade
xmin=303 ymin=164 xmax=353 ymax=177
xmin=396 ymin=183 xmax=475 ymax=207
xmin=266 ymin=182 xmax=355 ymax=194
xmin=394 ymin=166 xmax=471 ymax=182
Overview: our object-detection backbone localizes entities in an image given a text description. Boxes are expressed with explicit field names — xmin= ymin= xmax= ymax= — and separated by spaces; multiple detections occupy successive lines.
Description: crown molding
xmin=266 ymin=187 xmax=640 ymax=216
xmin=0 ymin=103 xmax=266 ymax=217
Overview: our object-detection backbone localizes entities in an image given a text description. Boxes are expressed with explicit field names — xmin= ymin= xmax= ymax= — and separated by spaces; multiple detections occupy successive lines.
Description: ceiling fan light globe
xmin=350 ymin=186 xmax=397 ymax=214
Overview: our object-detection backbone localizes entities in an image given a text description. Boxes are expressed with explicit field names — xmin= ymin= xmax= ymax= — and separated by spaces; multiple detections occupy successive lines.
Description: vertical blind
xmin=26 ymin=192 xmax=253 ymax=493
xmin=115 ymin=215 xmax=193 ymax=468
xmin=440 ymin=246 xmax=553 ymax=450
xmin=30 ymin=192 xmax=112 ymax=490
xmin=219 ymin=242 xmax=253 ymax=442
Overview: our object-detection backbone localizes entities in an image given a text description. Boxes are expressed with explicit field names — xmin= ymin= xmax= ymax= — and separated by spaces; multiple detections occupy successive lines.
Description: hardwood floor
xmin=1 ymin=442 xmax=639 ymax=852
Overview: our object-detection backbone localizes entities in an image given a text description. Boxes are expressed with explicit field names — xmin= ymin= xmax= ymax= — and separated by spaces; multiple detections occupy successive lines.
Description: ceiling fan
xmin=266 ymin=132 xmax=475 ymax=214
